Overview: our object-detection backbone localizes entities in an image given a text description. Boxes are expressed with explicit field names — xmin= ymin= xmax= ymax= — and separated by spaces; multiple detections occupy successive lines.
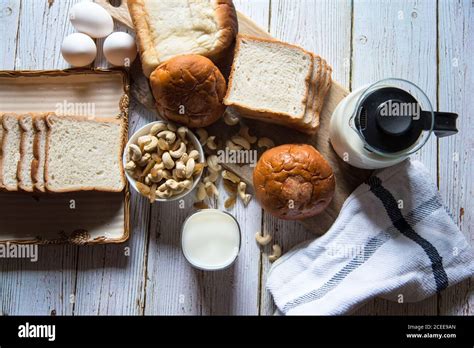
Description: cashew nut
xmin=223 ymin=109 xmax=240 ymax=126
xmin=150 ymin=123 xmax=167 ymax=136
xmin=156 ymin=189 xmax=172 ymax=199
xmin=169 ymin=142 xmax=187 ymax=159
xmin=174 ymin=161 xmax=186 ymax=178
xmin=158 ymin=130 xmax=177 ymax=144
xmin=125 ymin=161 xmax=136 ymax=172
xmin=179 ymin=179 xmax=193 ymax=190
xmin=137 ymin=153 xmax=151 ymax=167
xmin=165 ymin=179 xmax=179 ymax=190
xmin=195 ymin=183 xmax=207 ymax=201
xmin=144 ymin=136 xmax=159 ymax=152
xmin=166 ymin=122 xmax=177 ymax=132
xmin=205 ymin=182 xmax=219 ymax=198
xmin=268 ymin=244 xmax=282 ymax=262
xmin=203 ymin=170 xmax=219 ymax=183
xmin=177 ymin=126 xmax=188 ymax=141
xmin=231 ymin=135 xmax=251 ymax=150
xmin=207 ymin=155 xmax=222 ymax=172
xmin=128 ymin=144 xmax=142 ymax=161
xmin=238 ymin=181 xmax=252 ymax=206
xmin=226 ymin=140 xmax=242 ymax=151
xmin=137 ymin=135 xmax=152 ymax=148
xmin=222 ymin=170 xmax=240 ymax=184
xmin=255 ymin=232 xmax=272 ymax=246
xmin=196 ymin=128 xmax=208 ymax=145
xmin=162 ymin=152 xmax=175 ymax=169
xmin=239 ymin=126 xmax=257 ymax=144
xmin=185 ymin=158 xmax=195 ymax=178
xmin=206 ymin=136 xmax=218 ymax=150
xmin=257 ymin=137 xmax=275 ymax=149
xmin=188 ymin=150 xmax=200 ymax=161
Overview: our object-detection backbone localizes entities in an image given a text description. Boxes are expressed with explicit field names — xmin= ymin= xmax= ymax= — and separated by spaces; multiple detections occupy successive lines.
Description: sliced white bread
xmin=224 ymin=34 xmax=313 ymax=121
xmin=311 ymin=60 xmax=332 ymax=129
xmin=128 ymin=0 xmax=238 ymax=77
xmin=0 ymin=114 xmax=21 ymax=191
xmin=0 ymin=114 xmax=3 ymax=188
xmin=44 ymin=115 xmax=125 ymax=193
xmin=32 ymin=115 xmax=47 ymax=192
xmin=18 ymin=114 xmax=36 ymax=192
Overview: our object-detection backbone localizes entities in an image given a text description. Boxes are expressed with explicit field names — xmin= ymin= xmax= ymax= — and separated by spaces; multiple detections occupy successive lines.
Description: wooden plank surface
xmin=437 ymin=0 xmax=473 ymax=315
xmin=0 ymin=0 xmax=471 ymax=316
xmin=350 ymin=0 xmax=438 ymax=315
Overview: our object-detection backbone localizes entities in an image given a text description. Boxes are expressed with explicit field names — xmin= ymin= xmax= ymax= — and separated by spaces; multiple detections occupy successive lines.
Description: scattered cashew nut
xmin=223 ymin=109 xmax=240 ymax=126
xmin=222 ymin=170 xmax=240 ymax=184
xmin=196 ymin=128 xmax=208 ymax=145
xmin=206 ymin=136 xmax=218 ymax=150
xmin=257 ymin=137 xmax=275 ymax=149
xmin=255 ymin=232 xmax=272 ymax=246
xmin=268 ymin=244 xmax=282 ymax=262
xmin=239 ymin=126 xmax=257 ymax=144
xmin=238 ymin=181 xmax=252 ymax=206
xmin=128 ymin=144 xmax=142 ymax=161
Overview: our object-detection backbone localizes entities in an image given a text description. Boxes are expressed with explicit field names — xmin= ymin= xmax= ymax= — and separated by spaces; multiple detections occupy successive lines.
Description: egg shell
xmin=103 ymin=32 xmax=138 ymax=67
xmin=69 ymin=1 xmax=114 ymax=38
xmin=61 ymin=33 xmax=97 ymax=67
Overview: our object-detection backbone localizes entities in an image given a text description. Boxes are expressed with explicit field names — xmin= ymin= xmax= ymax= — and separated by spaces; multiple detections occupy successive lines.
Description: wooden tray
xmin=96 ymin=0 xmax=372 ymax=235
xmin=0 ymin=69 xmax=130 ymax=244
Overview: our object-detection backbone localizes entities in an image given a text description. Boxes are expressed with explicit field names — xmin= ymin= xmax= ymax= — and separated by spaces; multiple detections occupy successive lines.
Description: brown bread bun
xmin=150 ymin=54 xmax=227 ymax=128
xmin=253 ymin=144 xmax=335 ymax=220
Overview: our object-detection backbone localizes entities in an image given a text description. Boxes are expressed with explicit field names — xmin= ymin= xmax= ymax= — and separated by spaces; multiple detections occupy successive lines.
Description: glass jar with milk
xmin=329 ymin=78 xmax=458 ymax=169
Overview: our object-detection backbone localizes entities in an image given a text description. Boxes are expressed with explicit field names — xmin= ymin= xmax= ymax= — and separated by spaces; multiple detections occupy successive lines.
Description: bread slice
xmin=128 ymin=0 xmax=238 ymax=77
xmin=0 ymin=114 xmax=3 ymax=188
xmin=18 ymin=114 xmax=36 ymax=192
xmin=0 ymin=114 xmax=21 ymax=191
xmin=44 ymin=115 xmax=126 ymax=193
xmin=32 ymin=115 xmax=47 ymax=192
xmin=224 ymin=35 xmax=313 ymax=121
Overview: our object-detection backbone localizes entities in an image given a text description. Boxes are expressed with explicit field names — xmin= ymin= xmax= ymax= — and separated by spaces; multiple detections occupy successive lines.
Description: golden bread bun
xmin=150 ymin=54 xmax=227 ymax=128
xmin=253 ymin=144 xmax=335 ymax=220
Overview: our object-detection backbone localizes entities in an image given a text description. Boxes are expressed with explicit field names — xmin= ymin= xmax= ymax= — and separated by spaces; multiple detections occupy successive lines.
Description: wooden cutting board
xmin=95 ymin=0 xmax=372 ymax=235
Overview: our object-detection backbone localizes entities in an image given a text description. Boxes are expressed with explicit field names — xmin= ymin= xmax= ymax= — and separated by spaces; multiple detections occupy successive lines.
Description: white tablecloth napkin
xmin=267 ymin=160 xmax=474 ymax=315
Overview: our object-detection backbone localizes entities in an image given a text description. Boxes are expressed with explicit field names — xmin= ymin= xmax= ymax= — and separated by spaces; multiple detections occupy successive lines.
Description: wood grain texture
xmin=258 ymin=0 xmax=353 ymax=315
xmin=0 ymin=0 xmax=81 ymax=315
xmin=0 ymin=0 xmax=471 ymax=316
xmin=437 ymin=0 xmax=474 ymax=315
xmin=351 ymin=0 xmax=438 ymax=315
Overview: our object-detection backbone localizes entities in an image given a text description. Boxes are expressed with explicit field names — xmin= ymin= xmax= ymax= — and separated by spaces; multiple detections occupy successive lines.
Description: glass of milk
xmin=181 ymin=209 xmax=241 ymax=271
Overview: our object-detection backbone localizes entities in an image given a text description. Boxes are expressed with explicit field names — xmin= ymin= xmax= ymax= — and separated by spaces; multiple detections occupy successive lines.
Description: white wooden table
xmin=0 ymin=0 xmax=472 ymax=315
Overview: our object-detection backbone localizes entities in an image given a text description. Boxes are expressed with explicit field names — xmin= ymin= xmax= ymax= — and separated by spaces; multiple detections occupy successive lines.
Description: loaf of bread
xmin=44 ymin=115 xmax=126 ymax=193
xmin=150 ymin=54 xmax=227 ymax=128
xmin=224 ymin=35 xmax=332 ymax=134
xmin=253 ymin=144 xmax=335 ymax=220
xmin=128 ymin=0 xmax=238 ymax=77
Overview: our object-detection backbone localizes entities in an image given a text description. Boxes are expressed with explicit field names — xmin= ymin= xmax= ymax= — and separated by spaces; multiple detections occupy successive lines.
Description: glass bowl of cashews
xmin=123 ymin=121 xmax=206 ymax=202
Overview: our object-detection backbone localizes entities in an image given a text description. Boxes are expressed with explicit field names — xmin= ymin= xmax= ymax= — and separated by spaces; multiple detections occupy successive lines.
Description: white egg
xmin=103 ymin=32 xmax=138 ymax=67
xmin=69 ymin=1 xmax=114 ymax=38
xmin=61 ymin=33 xmax=97 ymax=67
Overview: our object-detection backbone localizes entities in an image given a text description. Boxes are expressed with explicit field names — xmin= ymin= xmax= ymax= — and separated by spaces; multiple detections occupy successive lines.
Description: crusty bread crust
xmin=223 ymin=34 xmax=314 ymax=121
xmin=18 ymin=114 xmax=34 ymax=192
xmin=128 ymin=0 xmax=238 ymax=77
xmin=0 ymin=113 xmax=4 ymax=189
xmin=1 ymin=113 xmax=20 ymax=191
xmin=32 ymin=113 xmax=49 ymax=192
xmin=44 ymin=115 xmax=126 ymax=193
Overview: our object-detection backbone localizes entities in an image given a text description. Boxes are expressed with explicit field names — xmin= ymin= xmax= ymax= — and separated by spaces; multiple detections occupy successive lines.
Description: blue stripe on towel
xmin=281 ymin=194 xmax=442 ymax=313
xmin=366 ymin=176 xmax=449 ymax=292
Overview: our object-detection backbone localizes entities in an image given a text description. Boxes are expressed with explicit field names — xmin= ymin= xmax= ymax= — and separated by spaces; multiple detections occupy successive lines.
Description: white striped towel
xmin=266 ymin=159 xmax=474 ymax=315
